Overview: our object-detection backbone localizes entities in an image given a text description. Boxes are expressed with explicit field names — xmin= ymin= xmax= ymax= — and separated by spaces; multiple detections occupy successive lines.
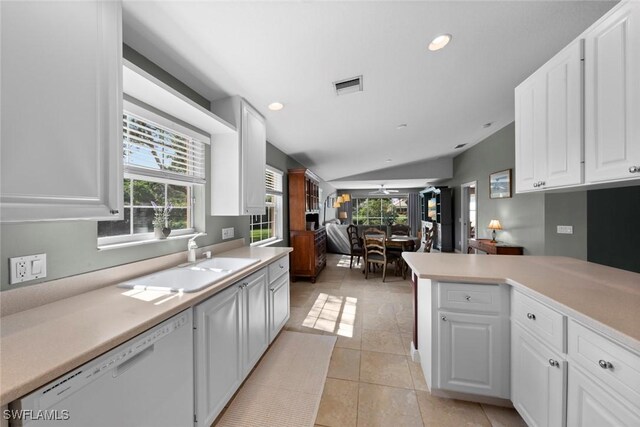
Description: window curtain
xmin=408 ymin=192 xmax=421 ymax=236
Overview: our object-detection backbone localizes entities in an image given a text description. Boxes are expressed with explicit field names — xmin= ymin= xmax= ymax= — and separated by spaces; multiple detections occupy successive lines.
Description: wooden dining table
xmin=360 ymin=234 xmax=420 ymax=279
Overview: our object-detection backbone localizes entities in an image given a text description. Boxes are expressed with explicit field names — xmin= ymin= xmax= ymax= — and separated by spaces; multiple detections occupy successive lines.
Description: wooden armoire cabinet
xmin=288 ymin=168 xmax=326 ymax=283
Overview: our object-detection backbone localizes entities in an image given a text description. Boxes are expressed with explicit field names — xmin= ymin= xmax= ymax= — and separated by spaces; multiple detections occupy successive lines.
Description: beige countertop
xmin=0 ymin=246 xmax=292 ymax=406
xmin=402 ymin=253 xmax=640 ymax=353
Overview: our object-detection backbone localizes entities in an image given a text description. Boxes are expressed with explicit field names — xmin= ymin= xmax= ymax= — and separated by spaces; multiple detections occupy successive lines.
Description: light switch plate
xmin=10 ymin=253 xmax=47 ymax=284
xmin=222 ymin=227 xmax=234 ymax=240
xmin=557 ymin=225 xmax=574 ymax=235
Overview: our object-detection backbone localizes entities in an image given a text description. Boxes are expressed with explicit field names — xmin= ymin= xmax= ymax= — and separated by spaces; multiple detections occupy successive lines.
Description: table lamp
xmin=488 ymin=220 xmax=502 ymax=242
xmin=339 ymin=211 xmax=348 ymax=224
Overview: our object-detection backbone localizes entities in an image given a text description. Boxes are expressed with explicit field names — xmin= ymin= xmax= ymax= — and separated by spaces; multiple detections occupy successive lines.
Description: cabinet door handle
xmin=526 ymin=313 xmax=536 ymax=320
xmin=548 ymin=359 xmax=559 ymax=367
xmin=279 ymin=264 xmax=284 ymax=269
xmin=465 ymin=295 xmax=471 ymax=301
xmin=110 ymin=209 xmax=119 ymax=215
xmin=441 ymin=315 xmax=447 ymax=321
xmin=598 ymin=360 xmax=613 ymax=369
xmin=533 ymin=182 xmax=539 ymax=188
xmin=269 ymin=288 xmax=275 ymax=292
xmin=629 ymin=166 xmax=639 ymax=173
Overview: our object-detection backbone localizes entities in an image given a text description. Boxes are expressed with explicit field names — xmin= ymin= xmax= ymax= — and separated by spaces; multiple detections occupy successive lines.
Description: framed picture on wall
xmin=489 ymin=169 xmax=512 ymax=199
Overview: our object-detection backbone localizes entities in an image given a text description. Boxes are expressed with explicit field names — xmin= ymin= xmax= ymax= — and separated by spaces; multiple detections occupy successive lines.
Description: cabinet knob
xmin=110 ymin=209 xmax=119 ymax=215
xmin=540 ymin=181 xmax=545 ymax=186
xmin=465 ymin=295 xmax=471 ymax=301
xmin=279 ymin=264 xmax=284 ymax=269
xmin=269 ymin=288 xmax=275 ymax=292
xmin=629 ymin=166 xmax=639 ymax=173
xmin=526 ymin=313 xmax=536 ymax=320
xmin=598 ymin=360 xmax=613 ymax=369
xmin=441 ymin=315 xmax=447 ymax=321
xmin=548 ymin=359 xmax=559 ymax=367
xmin=533 ymin=182 xmax=539 ymax=188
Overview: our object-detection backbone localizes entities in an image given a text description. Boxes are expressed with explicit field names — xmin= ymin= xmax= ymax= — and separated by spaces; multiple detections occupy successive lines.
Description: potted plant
xmin=151 ymin=201 xmax=173 ymax=239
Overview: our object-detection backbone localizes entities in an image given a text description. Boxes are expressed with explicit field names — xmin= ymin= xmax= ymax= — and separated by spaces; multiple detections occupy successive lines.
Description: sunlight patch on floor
xmin=335 ymin=255 xmax=360 ymax=268
xmin=303 ymin=292 xmax=358 ymax=337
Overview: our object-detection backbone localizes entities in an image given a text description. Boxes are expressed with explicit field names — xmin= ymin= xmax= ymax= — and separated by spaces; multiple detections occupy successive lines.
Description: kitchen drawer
xmin=437 ymin=282 xmax=503 ymax=314
xmin=512 ymin=289 xmax=565 ymax=353
xmin=268 ymin=256 xmax=289 ymax=283
xmin=568 ymin=320 xmax=640 ymax=404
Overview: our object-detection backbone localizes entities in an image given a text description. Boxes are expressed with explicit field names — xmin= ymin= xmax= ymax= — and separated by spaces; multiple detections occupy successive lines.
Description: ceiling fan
xmin=369 ymin=185 xmax=399 ymax=195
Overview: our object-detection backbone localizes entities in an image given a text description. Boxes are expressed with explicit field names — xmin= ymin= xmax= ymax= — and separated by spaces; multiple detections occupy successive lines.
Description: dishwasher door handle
xmin=113 ymin=345 xmax=154 ymax=378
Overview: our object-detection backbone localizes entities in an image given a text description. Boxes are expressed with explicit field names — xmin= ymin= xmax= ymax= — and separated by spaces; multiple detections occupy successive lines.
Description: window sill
xmin=98 ymin=232 xmax=207 ymax=251
xmin=251 ymin=238 xmax=283 ymax=248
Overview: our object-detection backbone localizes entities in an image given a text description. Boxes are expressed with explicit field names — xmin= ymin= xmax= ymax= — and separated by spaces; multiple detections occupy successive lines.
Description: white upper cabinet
xmin=515 ymin=0 xmax=640 ymax=192
xmin=584 ymin=1 xmax=640 ymax=183
xmin=0 ymin=1 xmax=123 ymax=222
xmin=210 ymin=96 xmax=266 ymax=216
xmin=515 ymin=40 xmax=583 ymax=193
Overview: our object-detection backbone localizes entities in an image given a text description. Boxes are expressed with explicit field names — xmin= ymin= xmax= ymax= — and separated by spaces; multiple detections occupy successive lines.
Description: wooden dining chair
xmin=419 ymin=224 xmax=436 ymax=253
xmin=363 ymin=234 xmax=389 ymax=281
xmin=346 ymin=224 xmax=363 ymax=268
xmin=390 ymin=224 xmax=410 ymax=236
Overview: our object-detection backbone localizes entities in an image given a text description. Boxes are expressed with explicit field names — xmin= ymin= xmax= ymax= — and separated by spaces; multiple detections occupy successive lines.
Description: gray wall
xmin=441 ymin=123 xmax=546 ymax=255
xmin=544 ymin=191 xmax=588 ymax=260
xmin=0 ymin=47 xmax=307 ymax=290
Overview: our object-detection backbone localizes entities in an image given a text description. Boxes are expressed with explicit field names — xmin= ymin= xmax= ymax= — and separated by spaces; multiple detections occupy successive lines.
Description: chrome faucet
xmin=187 ymin=233 xmax=206 ymax=263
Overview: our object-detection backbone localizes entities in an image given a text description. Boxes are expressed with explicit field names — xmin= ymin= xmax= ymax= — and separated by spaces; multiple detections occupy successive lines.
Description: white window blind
xmin=123 ymin=111 xmax=206 ymax=184
xmin=265 ymin=167 xmax=283 ymax=194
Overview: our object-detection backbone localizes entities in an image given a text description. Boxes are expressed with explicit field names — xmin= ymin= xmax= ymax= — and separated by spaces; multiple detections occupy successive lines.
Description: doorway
xmin=461 ymin=181 xmax=477 ymax=253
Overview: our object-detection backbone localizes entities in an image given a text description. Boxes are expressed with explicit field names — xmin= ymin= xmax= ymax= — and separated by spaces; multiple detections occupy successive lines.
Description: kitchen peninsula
xmin=402 ymin=252 xmax=640 ymax=426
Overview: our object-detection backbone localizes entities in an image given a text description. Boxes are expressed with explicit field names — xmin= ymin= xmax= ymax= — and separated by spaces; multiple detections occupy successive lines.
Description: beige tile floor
xmin=284 ymin=253 xmax=527 ymax=427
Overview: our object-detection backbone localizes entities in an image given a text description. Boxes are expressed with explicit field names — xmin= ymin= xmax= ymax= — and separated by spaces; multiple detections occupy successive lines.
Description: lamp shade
xmin=339 ymin=211 xmax=348 ymax=219
xmin=488 ymin=219 xmax=502 ymax=230
xmin=336 ymin=196 xmax=344 ymax=204
xmin=341 ymin=193 xmax=351 ymax=202
xmin=333 ymin=201 xmax=341 ymax=208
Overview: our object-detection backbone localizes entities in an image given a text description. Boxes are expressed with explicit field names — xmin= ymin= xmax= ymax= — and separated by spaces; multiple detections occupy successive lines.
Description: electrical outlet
xmin=557 ymin=225 xmax=574 ymax=235
xmin=10 ymin=253 xmax=47 ymax=284
xmin=222 ymin=227 xmax=234 ymax=240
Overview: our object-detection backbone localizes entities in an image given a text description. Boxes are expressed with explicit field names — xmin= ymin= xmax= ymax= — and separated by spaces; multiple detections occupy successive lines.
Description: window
xmin=98 ymin=102 xmax=208 ymax=246
xmin=250 ymin=167 xmax=283 ymax=245
xmin=351 ymin=197 xmax=408 ymax=226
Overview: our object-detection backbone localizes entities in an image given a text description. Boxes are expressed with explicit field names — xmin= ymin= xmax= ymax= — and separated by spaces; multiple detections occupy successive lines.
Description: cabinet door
xmin=545 ymin=40 xmax=583 ymax=189
xmin=515 ymin=76 xmax=546 ymax=192
xmin=0 ymin=1 xmax=122 ymax=222
xmin=269 ymin=273 xmax=290 ymax=343
xmin=584 ymin=2 xmax=640 ymax=183
xmin=241 ymin=101 xmax=266 ymax=215
xmin=515 ymin=40 xmax=583 ymax=192
xmin=437 ymin=311 xmax=509 ymax=398
xmin=195 ymin=283 xmax=243 ymax=427
xmin=242 ymin=269 xmax=269 ymax=374
xmin=511 ymin=324 xmax=565 ymax=427
xmin=567 ymin=365 xmax=640 ymax=427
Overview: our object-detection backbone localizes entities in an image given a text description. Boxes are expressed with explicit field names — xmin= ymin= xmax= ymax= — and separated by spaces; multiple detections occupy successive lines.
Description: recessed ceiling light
xmin=396 ymin=124 xmax=407 ymax=129
xmin=483 ymin=122 xmax=493 ymax=128
xmin=268 ymin=102 xmax=284 ymax=111
xmin=428 ymin=34 xmax=452 ymax=51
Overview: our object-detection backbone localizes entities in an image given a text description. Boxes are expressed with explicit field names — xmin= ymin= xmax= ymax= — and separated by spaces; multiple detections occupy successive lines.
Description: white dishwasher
xmin=10 ymin=309 xmax=194 ymax=427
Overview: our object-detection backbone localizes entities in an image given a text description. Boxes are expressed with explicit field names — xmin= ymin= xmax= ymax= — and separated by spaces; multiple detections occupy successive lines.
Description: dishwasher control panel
xmin=12 ymin=310 xmax=191 ymax=416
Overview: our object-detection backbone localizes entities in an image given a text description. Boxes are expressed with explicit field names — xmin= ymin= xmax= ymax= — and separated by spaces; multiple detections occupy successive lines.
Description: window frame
xmin=98 ymin=99 xmax=209 ymax=247
xmin=250 ymin=166 xmax=284 ymax=246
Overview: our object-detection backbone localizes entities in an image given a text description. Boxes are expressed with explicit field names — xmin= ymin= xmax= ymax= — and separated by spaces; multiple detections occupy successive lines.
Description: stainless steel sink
xmin=118 ymin=257 xmax=260 ymax=293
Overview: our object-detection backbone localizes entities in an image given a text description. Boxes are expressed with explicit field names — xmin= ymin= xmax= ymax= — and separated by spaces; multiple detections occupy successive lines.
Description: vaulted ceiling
xmin=123 ymin=0 xmax=616 ymax=189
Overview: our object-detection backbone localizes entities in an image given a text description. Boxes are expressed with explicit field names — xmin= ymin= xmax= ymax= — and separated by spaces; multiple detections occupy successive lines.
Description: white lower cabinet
xmin=437 ymin=311 xmax=509 ymax=399
xmin=567 ymin=364 xmax=640 ymax=427
xmin=194 ymin=268 xmax=268 ymax=426
xmin=242 ymin=269 xmax=269 ymax=374
xmin=269 ymin=272 xmax=290 ymax=343
xmin=512 ymin=322 xmax=566 ymax=427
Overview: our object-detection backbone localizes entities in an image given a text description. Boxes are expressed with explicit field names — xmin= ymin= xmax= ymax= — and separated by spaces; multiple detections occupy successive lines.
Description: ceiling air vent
xmin=334 ymin=75 xmax=363 ymax=96
xmin=454 ymin=143 xmax=467 ymax=149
